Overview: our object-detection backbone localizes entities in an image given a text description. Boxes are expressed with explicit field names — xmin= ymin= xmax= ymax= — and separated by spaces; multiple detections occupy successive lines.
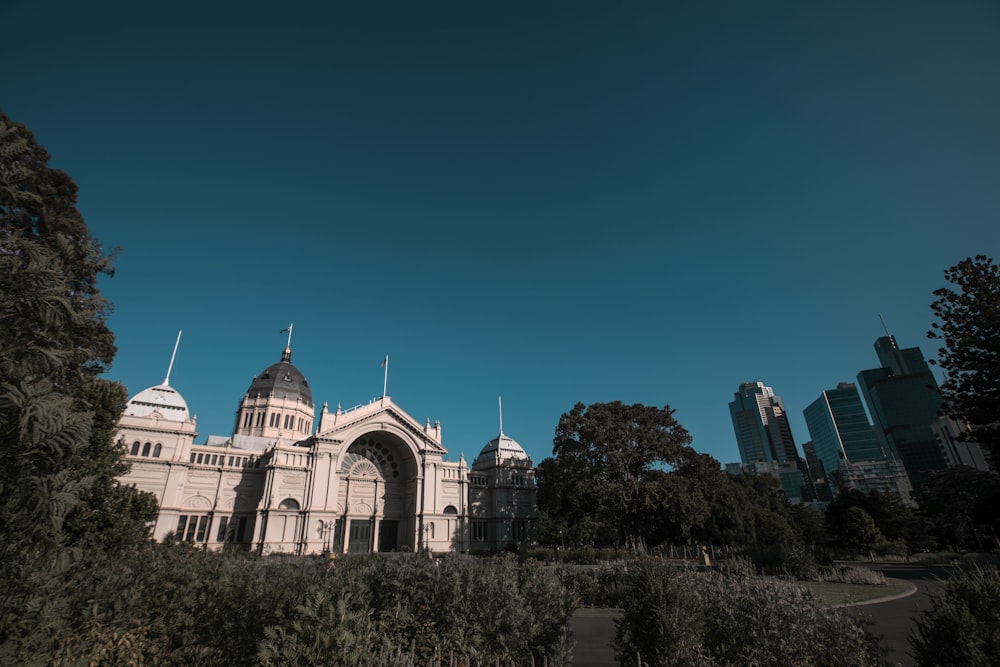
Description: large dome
xmin=245 ymin=347 xmax=313 ymax=407
xmin=125 ymin=384 xmax=190 ymax=422
xmin=473 ymin=432 xmax=529 ymax=467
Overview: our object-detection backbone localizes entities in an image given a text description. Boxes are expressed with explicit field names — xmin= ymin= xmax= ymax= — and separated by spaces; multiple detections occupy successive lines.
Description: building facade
xmin=802 ymin=382 xmax=912 ymax=501
xmin=856 ymin=336 xmax=949 ymax=490
xmin=729 ymin=381 xmax=800 ymax=464
xmin=728 ymin=382 xmax=813 ymax=503
xmin=116 ymin=344 xmax=536 ymax=555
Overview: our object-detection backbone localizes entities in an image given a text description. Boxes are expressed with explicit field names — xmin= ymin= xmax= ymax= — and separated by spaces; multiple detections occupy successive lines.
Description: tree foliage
xmin=540 ymin=401 xmax=694 ymax=546
xmin=916 ymin=466 xmax=1000 ymax=552
xmin=928 ymin=255 xmax=1000 ymax=463
xmin=0 ymin=109 xmax=157 ymax=650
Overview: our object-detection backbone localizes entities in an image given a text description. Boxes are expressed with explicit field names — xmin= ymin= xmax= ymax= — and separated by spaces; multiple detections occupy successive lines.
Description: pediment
xmin=314 ymin=399 xmax=446 ymax=454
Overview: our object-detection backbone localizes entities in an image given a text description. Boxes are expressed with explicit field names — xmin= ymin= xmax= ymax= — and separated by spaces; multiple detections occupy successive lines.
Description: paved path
xmin=844 ymin=563 xmax=951 ymax=667
xmin=568 ymin=563 xmax=953 ymax=667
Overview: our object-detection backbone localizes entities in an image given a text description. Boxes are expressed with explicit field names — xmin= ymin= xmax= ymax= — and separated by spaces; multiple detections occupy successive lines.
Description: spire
xmin=163 ymin=330 xmax=182 ymax=386
xmin=279 ymin=323 xmax=293 ymax=361
xmin=498 ymin=395 xmax=504 ymax=436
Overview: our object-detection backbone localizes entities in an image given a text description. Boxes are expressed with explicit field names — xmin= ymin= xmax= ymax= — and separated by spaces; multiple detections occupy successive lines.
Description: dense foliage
xmin=928 ymin=255 xmax=1000 ymax=465
xmin=3 ymin=546 xmax=575 ymax=666
xmin=0 ymin=109 xmax=158 ymax=652
xmin=911 ymin=564 xmax=1000 ymax=667
xmin=612 ymin=559 xmax=886 ymax=667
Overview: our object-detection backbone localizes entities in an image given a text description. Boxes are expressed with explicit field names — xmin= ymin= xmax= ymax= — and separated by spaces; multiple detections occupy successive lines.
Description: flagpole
xmin=286 ymin=323 xmax=293 ymax=349
xmin=382 ymin=355 xmax=389 ymax=398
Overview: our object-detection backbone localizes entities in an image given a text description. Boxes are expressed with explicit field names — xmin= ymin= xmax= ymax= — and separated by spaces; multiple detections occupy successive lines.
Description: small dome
xmin=125 ymin=384 xmax=190 ymax=421
xmin=245 ymin=347 xmax=313 ymax=407
xmin=473 ymin=432 xmax=529 ymax=467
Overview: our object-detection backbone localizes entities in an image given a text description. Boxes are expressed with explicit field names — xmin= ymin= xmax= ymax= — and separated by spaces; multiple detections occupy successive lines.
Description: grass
xmin=801 ymin=577 xmax=915 ymax=606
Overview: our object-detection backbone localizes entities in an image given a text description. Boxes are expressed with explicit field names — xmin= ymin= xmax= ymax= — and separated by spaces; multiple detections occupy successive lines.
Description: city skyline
xmin=4 ymin=1 xmax=998 ymax=466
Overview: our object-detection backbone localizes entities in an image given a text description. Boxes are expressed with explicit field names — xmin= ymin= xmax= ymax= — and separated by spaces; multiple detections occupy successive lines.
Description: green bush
xmin=7 ymin=545 xmax=576 ymax=666
xmin=911 ymin=564 xmax=1000 ymax=666
xmin=613 ymin=560 xmax=885 ymax=667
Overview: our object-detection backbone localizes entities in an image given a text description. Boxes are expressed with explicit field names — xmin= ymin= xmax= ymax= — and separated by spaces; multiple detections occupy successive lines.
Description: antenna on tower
xmin=878 ymin=313 xmax=891 ymax=337
xmin=498 ymin=395 xmax=504 ymax=436
xmin=163 ymin=330 xmax=182 ymax=386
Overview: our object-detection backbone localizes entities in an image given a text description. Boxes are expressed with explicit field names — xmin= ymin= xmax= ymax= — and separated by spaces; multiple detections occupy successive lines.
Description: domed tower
xmin=233 ymin=342 xmax=315 ymax=444
xmin=468 ymin=398 xmax=536 ymax=552
xmin=118 ymin=330 xmax=197 ymax=463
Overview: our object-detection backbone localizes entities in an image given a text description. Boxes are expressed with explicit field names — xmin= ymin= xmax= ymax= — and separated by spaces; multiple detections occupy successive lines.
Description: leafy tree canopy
xmin=539 ymin=401 xmax=695 ymax=546
xmin=928 ymin=255 xmax=1000 ymax=463
xmin=1 ymin=110 xmax=156 ymax=642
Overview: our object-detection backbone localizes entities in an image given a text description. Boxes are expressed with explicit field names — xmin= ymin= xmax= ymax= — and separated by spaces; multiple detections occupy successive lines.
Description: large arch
xmin=334 ymin=430 xmax=420 ymax=553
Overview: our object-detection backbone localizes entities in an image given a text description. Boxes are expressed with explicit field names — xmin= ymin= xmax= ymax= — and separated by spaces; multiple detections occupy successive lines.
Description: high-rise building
xmin=727 ymin=382 xmax=811 ymax=503
xmin=729 ymin=381 xmax=799 ymax=464
xmin=803 ymin=382 xmax=884 ymax=474
xmin=803 ymin=382 xmax=911 ymax=501
xmin=857 ymin=336 xmax=949 ymax=490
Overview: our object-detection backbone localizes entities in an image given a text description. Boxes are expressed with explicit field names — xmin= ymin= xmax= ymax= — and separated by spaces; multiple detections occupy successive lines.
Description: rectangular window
xmin=472 ymin=521 xmax=487 ymax=541
xmin=195 ymin=516 xmax=208 ymax=542
xmin=217 ymin=516 xmax=229 ymax=542
xmin=235 ymin=516 xmax=247 ymax=542
xmin=196 ymin=453 xmax=204 ymax=464
xmin=189 ymin=453 xmax=195 ymax=463
xmin=211 ymin=454 xmax=218 ymax=465
xmin=177 ymin=516 xmax=188 ymax=540
xmin=184 ymin=517 xmax=198 ymax=542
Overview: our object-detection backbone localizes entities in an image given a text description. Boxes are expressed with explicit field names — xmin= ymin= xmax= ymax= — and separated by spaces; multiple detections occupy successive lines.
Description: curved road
xmin=569 ymin=562 xmax=953 ymax=667
xmin=844 ymin=563 xmax=952 ymax=667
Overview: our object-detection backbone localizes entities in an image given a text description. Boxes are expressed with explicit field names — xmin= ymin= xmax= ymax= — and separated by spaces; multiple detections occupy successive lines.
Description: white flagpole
xmin=286 ymin=323 xmax=294 ymax=348
xmin=163 ymin=330 xmax=182 ymax=386
xmin=382 ymin=355 xmax=389 ymax=398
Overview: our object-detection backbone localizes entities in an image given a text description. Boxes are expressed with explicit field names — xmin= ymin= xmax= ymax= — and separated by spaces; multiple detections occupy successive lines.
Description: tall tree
xmin=542 ymin=401 xmax=693 ymax=546
xmin=928 ymin=255 xmax=1000 ymax=464
xmin=1 ymin=110 xmax=156 ymax=649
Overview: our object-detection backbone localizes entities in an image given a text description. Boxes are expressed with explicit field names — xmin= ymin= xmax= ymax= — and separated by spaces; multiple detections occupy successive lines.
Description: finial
xmin=498 ymin=395 xmax=504 ymax=436
xmin=279 ymin=324 xmax=293 ymax=361
xmin=163 ymin=330 xmax=182 ymax=386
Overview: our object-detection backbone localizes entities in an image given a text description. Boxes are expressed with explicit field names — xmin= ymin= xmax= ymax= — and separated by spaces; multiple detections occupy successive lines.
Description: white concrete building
xmin=117 ymin=343 xmax=536 ymax=555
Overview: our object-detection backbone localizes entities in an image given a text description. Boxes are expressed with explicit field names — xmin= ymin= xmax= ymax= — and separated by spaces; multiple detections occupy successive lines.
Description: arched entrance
xmin=334 ymin=431 xmax=418 ymax=553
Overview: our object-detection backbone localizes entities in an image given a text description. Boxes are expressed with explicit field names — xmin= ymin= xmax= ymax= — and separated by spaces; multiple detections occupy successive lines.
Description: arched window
xmin=278 ymin=498 xmax=300 ymax=510
xmin=141 ymin=442 xmax=151 ymax=457
xmin=152 ymin=443 xmax=162 ymax=458
xmin=443 ymin=505 xmax=458 ymax=515
xmin=130 ymin=441 xmax=140 ymax=456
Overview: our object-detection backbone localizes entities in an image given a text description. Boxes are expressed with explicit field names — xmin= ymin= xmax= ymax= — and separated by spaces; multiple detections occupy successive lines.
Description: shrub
xmin=613 ymin=560 xmax=885 ymax=666
xmin=911 ymin=564 xmax=1000 ymax=666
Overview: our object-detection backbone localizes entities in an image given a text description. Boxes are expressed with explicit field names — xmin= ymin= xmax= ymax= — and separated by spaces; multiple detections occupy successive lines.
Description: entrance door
xmin=378 ymin=520 xmax=398 ymax=552
xmin=347 ymin=519 xmax=372 ymax=553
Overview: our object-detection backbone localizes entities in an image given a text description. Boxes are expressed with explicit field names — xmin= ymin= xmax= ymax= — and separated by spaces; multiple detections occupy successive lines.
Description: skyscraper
xmin=803 ymin=382 xmax=884 ymax=475
xmin=729 ymin=381 xmax=799 ymax=464
xmin=803 ymin=382 xmax=911 ymax=500
xmin=857 ymin=336 xmax=948 ymax=490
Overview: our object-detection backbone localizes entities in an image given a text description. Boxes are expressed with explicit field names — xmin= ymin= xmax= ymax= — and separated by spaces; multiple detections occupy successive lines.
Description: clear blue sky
xmin=4 ymin=1 xmax=998 ymax=466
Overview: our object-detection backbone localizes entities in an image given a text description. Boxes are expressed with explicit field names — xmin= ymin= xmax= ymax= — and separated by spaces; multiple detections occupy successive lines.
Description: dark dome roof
xmin=245 ymin=348 xmax=313 ymax=407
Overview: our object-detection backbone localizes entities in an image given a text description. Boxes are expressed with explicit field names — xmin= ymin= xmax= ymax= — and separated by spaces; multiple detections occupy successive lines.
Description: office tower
xmin=804 ymin=382 xmax=884 ymax=475
xmin=804 ymin=382 xmax=911 ymax=500
xmin=801 ymin=441 xmax=833 ymax=502
xmin=857 ymin=336 xmax=949 ymax=490
xmin=728 ymin=382 xmax=809 ymax=503
xmin=729 ymin=381 xmax=799 ymax=464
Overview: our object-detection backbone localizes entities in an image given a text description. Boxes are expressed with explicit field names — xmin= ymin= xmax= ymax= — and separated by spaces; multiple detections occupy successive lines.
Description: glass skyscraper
xmin=804 ymin=382 xmax=884 ymax=476
xmin=729 ymin=381 xmax=799 ymax=464
xmin=856 ymin=336 xmax=948 ymax=490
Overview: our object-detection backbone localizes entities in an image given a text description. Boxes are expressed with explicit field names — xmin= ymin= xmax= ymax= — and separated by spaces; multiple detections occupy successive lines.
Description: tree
xmin=541 ymin=401 xmax=693 ymax=546
xmin=928 ymin=255 xmax=1000 ymax=464
xmin=916 ymin=466 xmax=1000 ymax=552
xmin=1 ymin=110 xmax=156 ymax=652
